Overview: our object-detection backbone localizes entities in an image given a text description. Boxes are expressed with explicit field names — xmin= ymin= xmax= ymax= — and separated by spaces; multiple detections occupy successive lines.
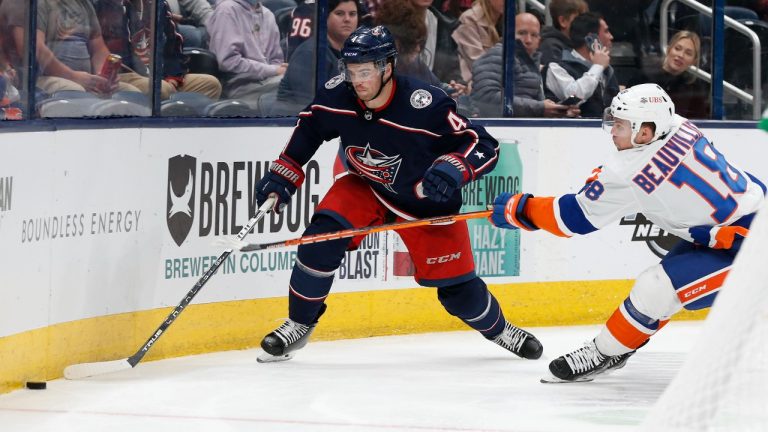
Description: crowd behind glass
xmin=1 ymin=0 xmax=766 ymax=121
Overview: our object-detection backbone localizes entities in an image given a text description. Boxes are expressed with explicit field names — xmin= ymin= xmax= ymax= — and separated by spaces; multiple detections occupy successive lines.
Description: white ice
xmin=0 ymin=322 xmax=703 ymax=432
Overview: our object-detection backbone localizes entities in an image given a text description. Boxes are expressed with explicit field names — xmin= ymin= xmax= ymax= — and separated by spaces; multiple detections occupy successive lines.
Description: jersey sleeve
xmin=429 ymin=97 xmax=499 ymax=180
xmin=278 ymin=90 xmax=342 ymax=167
xmin=525 ymin=166 xmax=640 ymax=237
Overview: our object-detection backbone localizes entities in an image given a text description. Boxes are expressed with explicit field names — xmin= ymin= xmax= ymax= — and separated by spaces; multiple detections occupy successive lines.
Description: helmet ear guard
xmin=602 ymin=83 xmax=676 ymax=147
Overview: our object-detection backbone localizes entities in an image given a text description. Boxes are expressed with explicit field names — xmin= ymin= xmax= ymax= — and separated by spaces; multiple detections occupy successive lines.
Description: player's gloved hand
xmin=489 ymin=192 xmax=539 ymax=231
xmin=421 ymin=154 xmax=471 ymax=202
xmin=255 ymin=157 xmax=305 ymax=213
xmin=689 ymin=225 xmax=749 ymax=249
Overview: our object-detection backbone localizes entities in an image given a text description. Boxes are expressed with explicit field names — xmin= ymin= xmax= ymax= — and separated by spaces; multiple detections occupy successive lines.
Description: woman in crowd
xmin=451 ymin=0 xmax=503 ymax=83
xmin=631 ymin=30 xmax=710 ymax=118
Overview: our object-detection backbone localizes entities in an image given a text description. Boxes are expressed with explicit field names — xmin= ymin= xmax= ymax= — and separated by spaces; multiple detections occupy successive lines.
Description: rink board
xmin=2 ymin=124 xmax=762 ymax=392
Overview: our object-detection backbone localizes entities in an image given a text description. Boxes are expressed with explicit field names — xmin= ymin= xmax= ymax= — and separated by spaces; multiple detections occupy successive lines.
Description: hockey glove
xmin=256 ymin=157 xmax=305 ymax=213
xmin=689 ymin=225 xmax=749 ymax=249
xmin=489 ymin=192 xmax=539 ymax=231
xmin=421 ymin=154 xmax=471 ymax=202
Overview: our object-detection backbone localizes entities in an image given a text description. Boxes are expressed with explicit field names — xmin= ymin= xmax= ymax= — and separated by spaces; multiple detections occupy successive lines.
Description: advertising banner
xmin=1 ymin=124 xmax=766 ymax=337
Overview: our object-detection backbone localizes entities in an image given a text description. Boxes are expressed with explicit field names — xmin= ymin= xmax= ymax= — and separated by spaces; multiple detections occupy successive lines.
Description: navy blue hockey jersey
xmin=279 ymin=75 xmax=500 ymax=218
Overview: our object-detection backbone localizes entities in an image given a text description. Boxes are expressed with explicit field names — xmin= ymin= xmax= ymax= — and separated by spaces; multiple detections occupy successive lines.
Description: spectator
xmin=630 ymin=30 xmax=709 ymax=118
xmin=451 ymin=0 xmax=504 ymax=83
xmin=1 ymin=46 xmax=22 ymax=119
xmin=6 ymin=0 xmax=140 ymax=96
xmin=410 ymin=0 xmax=462 ymax=83
xmin=544 ymin=12 xmax=619 ymax=117
xmin=438 ymin=0 xmax=472 ymax=19
xmin=0 ymin=0 xmax=22 ymax=115
xmin=208 ymin=0 xmax=287 ymax=109
xmin=471 ymin=12 xmax=577 ymax=118
xmin=0 ymin=0 xmax=22 ymax=73
xmin=167 ymin=0 xmax=214 ymax=48
xmin=285 ymin=0 xmax=318 ymax=61
xmin=273 ymin=0 xmax=359 ymax=114
xmin=107 ymin=0 xmax=222 ymax=100
xmin=376 ymin=0 xmax=465 ymax=97
xmin=540 ymin=0 xmax=588 ymax=66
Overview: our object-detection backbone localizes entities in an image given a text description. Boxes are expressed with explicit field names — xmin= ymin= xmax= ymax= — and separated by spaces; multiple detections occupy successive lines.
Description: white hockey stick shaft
xmin=64 ymin=197 xmax=276 ymax=380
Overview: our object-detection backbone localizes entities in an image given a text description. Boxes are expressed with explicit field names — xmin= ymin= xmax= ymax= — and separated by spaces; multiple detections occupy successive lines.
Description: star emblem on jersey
xmin=474 ymin=150 xmax=485 ymax=159
xmin=345 ymin=144 xmax=402 ymax=193
xmin=410 ymin=90 xmax=432 ymax=109
xmin=325 ymin=74 xmax=344 ymax=89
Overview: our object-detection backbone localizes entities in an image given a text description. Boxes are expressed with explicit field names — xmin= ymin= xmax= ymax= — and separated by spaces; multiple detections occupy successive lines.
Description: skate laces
xmin=274 ymin=319 xmax=310 ymax=345
xmin=494 ymin=321 xmax=528 ymax=353
xmin=564 ymin=341 xmax=606 ymax=373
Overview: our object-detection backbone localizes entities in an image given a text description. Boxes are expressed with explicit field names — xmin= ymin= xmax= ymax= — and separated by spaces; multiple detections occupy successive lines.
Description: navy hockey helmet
xmin=339 ymin=26 xmax=397 ymax=81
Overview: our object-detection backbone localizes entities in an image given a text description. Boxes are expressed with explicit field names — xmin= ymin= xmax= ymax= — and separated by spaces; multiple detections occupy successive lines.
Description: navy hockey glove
xmin=421 ymin=154 xmax=471 ymax=202
xmin=256 ymin=157 xmax=305 ymax=213
xmin=490 ymin=193 xmax=539 ymax=231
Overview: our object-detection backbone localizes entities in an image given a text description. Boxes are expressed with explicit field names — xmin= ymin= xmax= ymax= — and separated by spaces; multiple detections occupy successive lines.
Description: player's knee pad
xmin=628 ymin=264 xmax=682 ymax=321
xmin=295 ymin=214 xmax=351 ymax=272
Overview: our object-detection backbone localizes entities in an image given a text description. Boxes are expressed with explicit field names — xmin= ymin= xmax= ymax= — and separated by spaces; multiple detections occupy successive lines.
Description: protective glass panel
xmin=33 ymin=0 xmax=152 ymax=118
xmin=0 ymin=0 xmax=28 ymax=120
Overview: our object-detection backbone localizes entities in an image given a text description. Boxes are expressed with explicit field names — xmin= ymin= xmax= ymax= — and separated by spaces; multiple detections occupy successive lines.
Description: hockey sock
xmin=437 ymin=278 xmax=506 ymax=338
xmin=287 ymin=215 xmax=351 ymax=324
xmin=596 ymin=297 xmax=669 ymax=355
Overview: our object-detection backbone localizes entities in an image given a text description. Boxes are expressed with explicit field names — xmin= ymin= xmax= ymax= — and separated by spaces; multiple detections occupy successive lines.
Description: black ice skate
xmin=492 ymin=321 xmax=543 ymax=360
xmin=257 ymin=304 xmax=327 ymax=363
xmin=542 ymin=340 xmax=636 ymax=383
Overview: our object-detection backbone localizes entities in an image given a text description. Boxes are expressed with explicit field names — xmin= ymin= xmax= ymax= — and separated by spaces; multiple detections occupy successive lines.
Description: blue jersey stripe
xmin=557 ymin=194 xmax=598 ymax=235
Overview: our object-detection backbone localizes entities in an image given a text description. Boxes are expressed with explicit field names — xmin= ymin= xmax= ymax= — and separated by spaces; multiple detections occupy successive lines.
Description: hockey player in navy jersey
xmin=254 ymin=25 xmax=543 ymax=363
xmin=490 ymin=83 xmax=766 ymax=382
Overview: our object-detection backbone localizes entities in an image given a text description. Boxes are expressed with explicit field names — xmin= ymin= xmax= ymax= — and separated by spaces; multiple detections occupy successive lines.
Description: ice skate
xmin=257 ymin=304 xmax=326 ymax=363
xmin=542 ymin=340 xmax=612 ymax=383
xmin=492 ymin=321 xmax=543 ymax=360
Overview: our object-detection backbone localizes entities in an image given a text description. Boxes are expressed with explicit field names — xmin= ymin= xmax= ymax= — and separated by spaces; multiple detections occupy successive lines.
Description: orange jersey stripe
xmin=524 ymin=196 xmax=569 ymax=237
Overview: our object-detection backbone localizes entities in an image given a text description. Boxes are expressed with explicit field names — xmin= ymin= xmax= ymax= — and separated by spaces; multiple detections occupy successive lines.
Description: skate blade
xmin=257 ymin=352 xmax=294 ymax=363
xmin=540 ymin=374 xmax=594 ymax=384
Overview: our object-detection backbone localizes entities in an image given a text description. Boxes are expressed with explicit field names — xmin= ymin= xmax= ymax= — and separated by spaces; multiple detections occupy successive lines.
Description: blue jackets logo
xmin=167 ymin=155 xmax=197 ymax=246
xmin=345 ymin=144 xmax=402 ymax=192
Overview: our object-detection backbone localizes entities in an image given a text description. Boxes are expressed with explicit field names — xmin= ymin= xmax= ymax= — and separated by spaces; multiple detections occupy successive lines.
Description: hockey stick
xmin=217 ymin=208 xmax=493 ymax=252
xmin=63 ymin=197 xmax=277 ymax=380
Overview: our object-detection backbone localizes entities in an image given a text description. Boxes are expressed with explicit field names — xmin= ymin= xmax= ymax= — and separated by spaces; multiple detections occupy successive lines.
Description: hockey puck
xmin=25 ymin=381 xmax=47 ymax=390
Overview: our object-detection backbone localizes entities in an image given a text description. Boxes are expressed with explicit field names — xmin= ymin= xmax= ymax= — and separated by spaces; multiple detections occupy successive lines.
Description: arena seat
xmin=203 ymin=99 xmax=260 ymax=117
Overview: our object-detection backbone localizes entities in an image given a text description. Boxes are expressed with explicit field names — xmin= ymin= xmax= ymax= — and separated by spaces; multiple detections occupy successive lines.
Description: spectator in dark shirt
xmin=630 ymin=30 xmax=709 ymax=119
xmin=471 ymin=12 xmax=576 ymax=117
xmin=272 ymin=0 xmax=359 ymax=115
xmin=539 ymin=0 xmax=588 ymax=66
xmin=545 ymin=11 xmax=619 ymax=118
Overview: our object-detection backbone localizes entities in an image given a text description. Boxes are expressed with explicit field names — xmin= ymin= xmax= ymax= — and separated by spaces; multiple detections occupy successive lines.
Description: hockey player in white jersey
xmin=489 ymin=83 xmax=766 ymax=382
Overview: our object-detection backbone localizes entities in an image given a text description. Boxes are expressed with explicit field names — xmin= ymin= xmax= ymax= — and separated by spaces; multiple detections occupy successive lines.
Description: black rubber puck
xmin=25 ymin=381 xmax=47 ymax=390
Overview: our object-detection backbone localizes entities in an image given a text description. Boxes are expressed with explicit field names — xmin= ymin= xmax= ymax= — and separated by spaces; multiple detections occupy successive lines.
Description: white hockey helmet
xmin=602 ymin=83 xmax=675 ymax=147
